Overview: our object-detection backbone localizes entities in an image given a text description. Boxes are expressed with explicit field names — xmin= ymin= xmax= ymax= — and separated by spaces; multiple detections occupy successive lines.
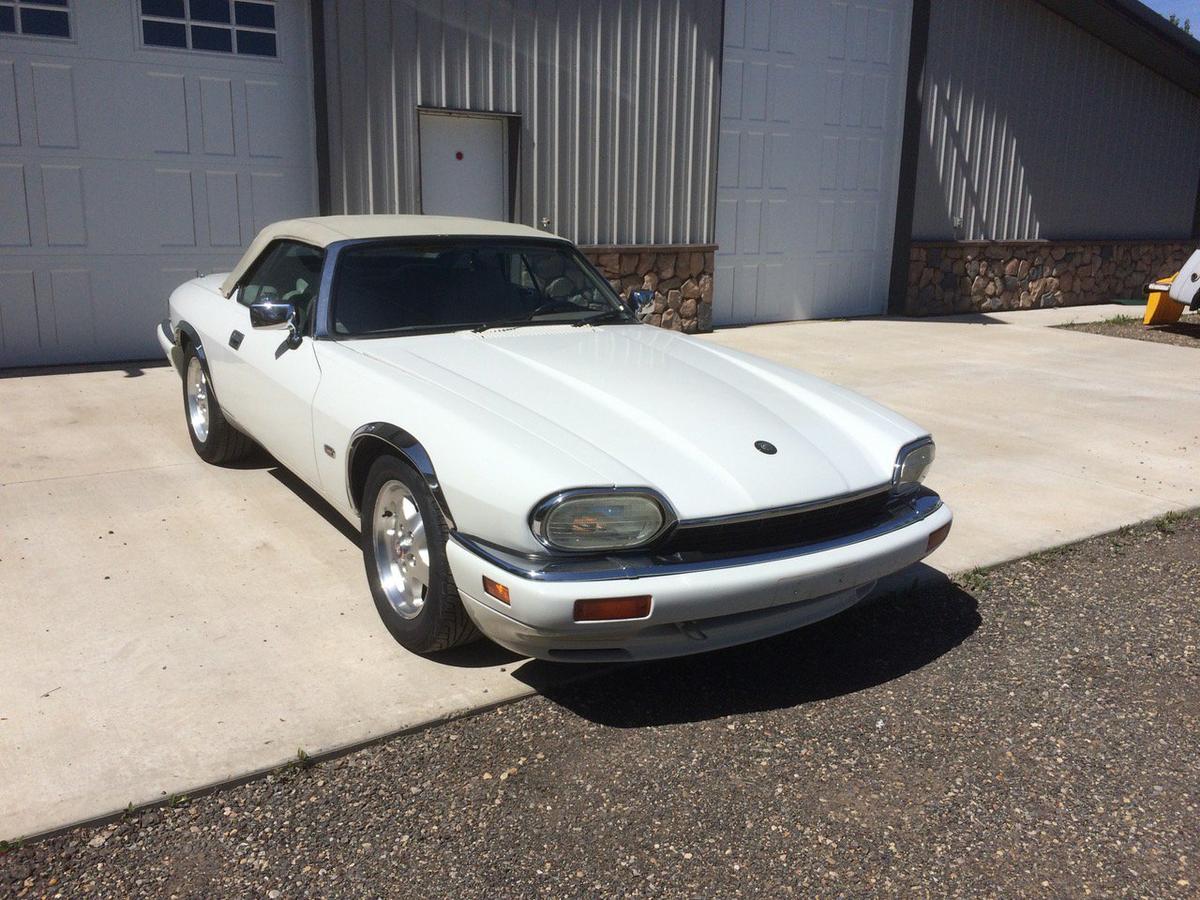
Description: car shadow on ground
xmin=264 ymin=462 xmax=362 ymax=546
xmin=256 ymin=458 xmax=980 ymax=684
xmin=514 ymin=569 xmax=980 ymax=727
xmin=212 ymin=445 xmax=360 ymax=546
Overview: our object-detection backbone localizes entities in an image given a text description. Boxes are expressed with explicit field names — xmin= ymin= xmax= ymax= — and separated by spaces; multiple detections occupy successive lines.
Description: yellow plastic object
xmin=1144 ymin=272 xmax=1185 ymax=325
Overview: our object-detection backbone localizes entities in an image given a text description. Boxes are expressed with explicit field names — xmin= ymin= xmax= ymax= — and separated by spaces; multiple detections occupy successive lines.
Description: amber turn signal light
xmin=482 ymin=576 xmax=510 ymax=604
xmin=573 ymin=595 xmax=652 ymax=622
xmin=926 ymin=521 xmax=952 ymax=554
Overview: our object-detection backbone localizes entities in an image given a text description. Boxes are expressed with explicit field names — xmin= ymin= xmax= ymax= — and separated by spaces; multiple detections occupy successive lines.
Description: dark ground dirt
xmin=1060 ymin=313 xmax=1200 ymax=347
xmin=3 ymin=513 xmax=1199 ymax=899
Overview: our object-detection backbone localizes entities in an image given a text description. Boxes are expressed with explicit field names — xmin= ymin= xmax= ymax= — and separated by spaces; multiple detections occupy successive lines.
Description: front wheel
xmin=181 ymin=346 xmax=253 ymax=464
xmin=360 ymin=455 xmax=480 ymax=654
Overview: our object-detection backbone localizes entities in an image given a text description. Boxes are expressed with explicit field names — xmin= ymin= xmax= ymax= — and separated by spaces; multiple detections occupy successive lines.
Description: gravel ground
xmin=1060 ymin=313 xmax=1200 ymax=348
xmin=4 ymin=513 xmax=1200 ymax=899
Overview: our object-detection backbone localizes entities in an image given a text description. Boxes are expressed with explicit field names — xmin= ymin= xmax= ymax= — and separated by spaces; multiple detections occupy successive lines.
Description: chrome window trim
xmin=456 ymin=488 xmax=944 ymax=582
xmin=528 ymin=487 xmax=679 ymax=554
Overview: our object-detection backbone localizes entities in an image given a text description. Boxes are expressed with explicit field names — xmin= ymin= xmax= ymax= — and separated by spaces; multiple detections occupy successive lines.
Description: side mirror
xmin=249 ymin=298 xmax=296 ymax=330
xmin=249 ymin=297 xmax=303 ymax=349
xmin=627 ymin=289 xmax=654 ymax=315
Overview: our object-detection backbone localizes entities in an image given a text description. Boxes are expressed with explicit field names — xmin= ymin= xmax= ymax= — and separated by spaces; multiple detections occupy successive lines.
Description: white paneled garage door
xmin=714 ymin=0 xmax=911 ymax=324
xmin=0 ymin=1 xmax=317 ymax=367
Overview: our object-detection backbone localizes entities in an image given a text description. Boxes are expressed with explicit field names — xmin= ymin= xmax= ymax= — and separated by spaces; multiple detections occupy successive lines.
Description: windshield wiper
xmin=471 ymin=317 xmax=540 ymax=333
xmin=572 ymin=308 xmax=631 ymax=327
xmin=471 ymin=307 xmax=630 ymax=332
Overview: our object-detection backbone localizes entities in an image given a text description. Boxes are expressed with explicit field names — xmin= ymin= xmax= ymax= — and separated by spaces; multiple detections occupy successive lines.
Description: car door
xmin=218 ymin=240 xmax=326 ymax=487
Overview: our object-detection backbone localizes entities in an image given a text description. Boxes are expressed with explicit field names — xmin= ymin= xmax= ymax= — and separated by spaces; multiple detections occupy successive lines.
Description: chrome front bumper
xmin=446 ymin=489 xmax=951 ymax=662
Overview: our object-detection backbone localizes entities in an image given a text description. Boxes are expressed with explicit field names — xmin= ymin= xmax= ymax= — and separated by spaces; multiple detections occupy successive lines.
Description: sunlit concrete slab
xmin=4 ymin=301 xmax=1197 ymax=840
xmin=703 ymin=302 xmax=1199 ymax=573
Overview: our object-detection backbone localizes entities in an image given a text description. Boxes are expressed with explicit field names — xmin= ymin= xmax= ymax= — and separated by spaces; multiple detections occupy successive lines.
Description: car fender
xmin=174 ymin=320 xmax=207 ymax=369
xmin=345 ymin=423 xmax=456 ymax=527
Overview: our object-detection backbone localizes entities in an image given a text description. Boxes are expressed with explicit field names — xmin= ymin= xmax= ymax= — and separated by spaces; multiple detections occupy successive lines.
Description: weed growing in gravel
xmin=1101 ymin=314 xmax=1139 ymax=325
xmin=166 ymin=793 xmax=188 ymax=808
xmin=276 ymin=747 xmax=315 ymax=778
xmin=0 ymin=837 xmax=23 ymax=854
xmin=957 ymin=568 xmax=990 ymax=593
xmin=1155 ymin=511 xmax=1189 ymax=534
xmin=1030 ymin=544 xmax=1072 ymax=563
xmin=1110 ymin=525 xmax=1137 ymax=551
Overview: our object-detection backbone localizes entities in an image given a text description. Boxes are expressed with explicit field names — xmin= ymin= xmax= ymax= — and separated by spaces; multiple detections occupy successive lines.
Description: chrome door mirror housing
xmin=249 ymin=298 xmax=296 ymax=330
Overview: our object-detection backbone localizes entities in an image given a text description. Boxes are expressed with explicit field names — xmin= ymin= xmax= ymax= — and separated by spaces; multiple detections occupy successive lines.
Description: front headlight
xmin=532 ymin=489 xmax=670 ymax=552
xmin=893 ymin=438 xmax=935 ymax=491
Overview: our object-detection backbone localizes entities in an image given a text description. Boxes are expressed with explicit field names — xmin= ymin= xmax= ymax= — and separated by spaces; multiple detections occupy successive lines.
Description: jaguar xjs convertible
xmin=157 ymin=215 xmax=952 ymax=662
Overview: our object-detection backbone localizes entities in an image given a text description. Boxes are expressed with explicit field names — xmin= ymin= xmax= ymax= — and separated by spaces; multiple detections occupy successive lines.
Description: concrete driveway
xmin=3 ymin=304 xmax=1198 ymax=840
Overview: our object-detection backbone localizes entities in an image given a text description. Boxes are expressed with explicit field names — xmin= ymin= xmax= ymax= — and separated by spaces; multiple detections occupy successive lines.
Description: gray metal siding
xmin=912 ymin=0 xmax=1200 ymax=241
xmin=323 ymin=0 xmax=722 ymax=246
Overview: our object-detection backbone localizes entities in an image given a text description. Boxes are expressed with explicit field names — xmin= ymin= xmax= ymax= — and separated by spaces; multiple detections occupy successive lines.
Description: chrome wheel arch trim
xmin=346 ymin=422 xmax=456 ymax=529
xmin=170 ymin=321 xmax=247 ymax=434
xmin=174 ymin=320 xmax=207 ymax=369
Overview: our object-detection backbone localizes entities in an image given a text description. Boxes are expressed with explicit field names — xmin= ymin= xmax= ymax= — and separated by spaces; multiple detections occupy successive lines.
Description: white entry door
xmin=418 ymin=112 xmax=508 ymax=221
xmin=714 ymin=0 xmax=912 ymax=324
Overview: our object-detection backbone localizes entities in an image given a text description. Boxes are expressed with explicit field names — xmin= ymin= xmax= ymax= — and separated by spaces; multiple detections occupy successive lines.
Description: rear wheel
xmin=360 ymin=455 xmax=479 ymax=654
xmin=182 ymin=345 xmax=253 ymax=464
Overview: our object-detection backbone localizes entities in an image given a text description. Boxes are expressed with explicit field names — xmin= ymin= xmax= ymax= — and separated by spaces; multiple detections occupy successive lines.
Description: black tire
xmin=181 ymin=344 xmax=254 ymax=465
xmin=360 ymin=455 xmax=480 ymax=654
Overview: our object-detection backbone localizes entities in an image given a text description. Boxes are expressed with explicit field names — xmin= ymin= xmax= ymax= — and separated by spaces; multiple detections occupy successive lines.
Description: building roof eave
xmin=1037 ymin=0 xmax=1200 ymax=97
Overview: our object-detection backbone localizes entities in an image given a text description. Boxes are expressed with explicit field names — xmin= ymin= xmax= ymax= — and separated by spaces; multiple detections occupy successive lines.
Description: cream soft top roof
xmin=218 ymin=215 xmax=559 ymax=297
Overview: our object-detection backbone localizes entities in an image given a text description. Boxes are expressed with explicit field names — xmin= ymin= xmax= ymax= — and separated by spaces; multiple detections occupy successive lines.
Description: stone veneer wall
xmin=581 ymin=245 xmax=716 ymax=333
xmin=906 ymin=241 xmax=1195 ymax=316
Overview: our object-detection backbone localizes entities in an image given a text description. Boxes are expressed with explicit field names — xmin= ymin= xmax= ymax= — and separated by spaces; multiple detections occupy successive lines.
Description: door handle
xmin=229 ymin=330 xmax=244 ymax=350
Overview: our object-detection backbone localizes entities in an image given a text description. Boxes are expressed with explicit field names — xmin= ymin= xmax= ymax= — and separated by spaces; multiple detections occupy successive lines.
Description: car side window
xmin=238 ymin=240 xmax=325 ymax=331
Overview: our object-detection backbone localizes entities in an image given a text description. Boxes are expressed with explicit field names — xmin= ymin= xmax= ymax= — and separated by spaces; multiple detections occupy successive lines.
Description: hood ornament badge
xmin=754 ymin=440 xmax=777 ymax=455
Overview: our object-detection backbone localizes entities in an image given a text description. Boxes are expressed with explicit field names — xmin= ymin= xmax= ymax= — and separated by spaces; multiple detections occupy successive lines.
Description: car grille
xmin=653 ymin=489 xmax=895 ymax=561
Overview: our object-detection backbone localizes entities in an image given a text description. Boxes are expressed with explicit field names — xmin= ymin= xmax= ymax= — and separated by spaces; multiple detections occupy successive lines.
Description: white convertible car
xmin=158 ymin=215 xmax=951 ymax=662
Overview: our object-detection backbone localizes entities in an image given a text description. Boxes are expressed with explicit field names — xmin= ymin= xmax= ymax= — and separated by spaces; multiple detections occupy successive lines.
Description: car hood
xmin=341 ymin=325 xmax=927 ymax=520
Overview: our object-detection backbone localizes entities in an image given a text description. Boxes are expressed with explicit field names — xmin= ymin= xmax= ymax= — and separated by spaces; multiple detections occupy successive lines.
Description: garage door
xmin=0 ymin=1 xmax=317 ymax=367
xmin=714 ymin=0 xmax=911 ymax=324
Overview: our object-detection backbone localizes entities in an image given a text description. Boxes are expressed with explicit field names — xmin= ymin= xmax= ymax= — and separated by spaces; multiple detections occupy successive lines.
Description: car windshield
xmin=330 ymin=239 xmax=636 ymax=336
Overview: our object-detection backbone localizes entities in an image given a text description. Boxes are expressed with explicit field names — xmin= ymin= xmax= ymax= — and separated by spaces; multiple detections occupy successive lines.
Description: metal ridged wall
xmin=323 ymin=0 xmax=722 ymax=246
xmin=912 ymin=0 xmax=1200 ymax=241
